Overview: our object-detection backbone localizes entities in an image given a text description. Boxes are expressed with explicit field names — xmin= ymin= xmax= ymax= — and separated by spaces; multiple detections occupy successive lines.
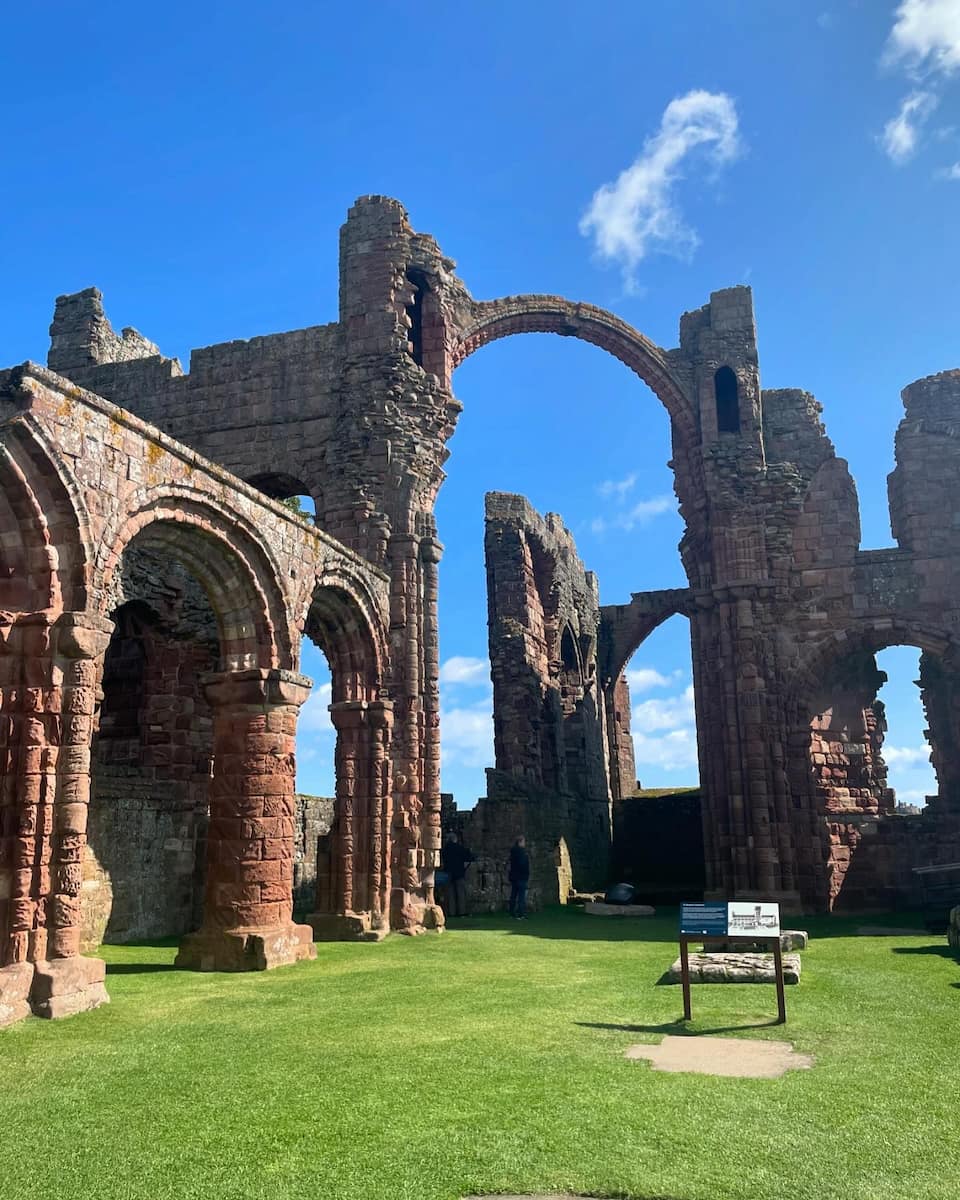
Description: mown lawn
xmin=1 ymin=909 xmax=958 ymax=1200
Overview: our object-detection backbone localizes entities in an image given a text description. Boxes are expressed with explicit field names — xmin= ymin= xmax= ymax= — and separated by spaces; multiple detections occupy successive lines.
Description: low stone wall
xmin=81 ymin=771 xmax=207 ymax=949
xmin=444 ymin=772 xmax=608 ymax=915
xmin=611 ymin=790 xmax=705 ymax=904
xmin=80 ymin=790 xmax=333 ymax=949
xmin=828 ymin=810 xmax=960 ymax=911
xmin=294 ymin=794 xmax=335 ymax=913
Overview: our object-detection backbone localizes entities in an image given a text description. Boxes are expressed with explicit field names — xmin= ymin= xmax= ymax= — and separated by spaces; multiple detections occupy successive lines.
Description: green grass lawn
xmin=2 ymin=909 xmax=958 ymax=1200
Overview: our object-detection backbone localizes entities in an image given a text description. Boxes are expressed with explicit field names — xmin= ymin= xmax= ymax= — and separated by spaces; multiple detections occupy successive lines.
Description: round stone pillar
xmin=176 ymin=668 xmax=316 ymax=972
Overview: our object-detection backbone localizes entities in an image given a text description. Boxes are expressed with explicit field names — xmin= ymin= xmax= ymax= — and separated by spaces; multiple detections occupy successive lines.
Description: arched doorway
xmin=297 ymin=577 xmax=393 ymax=940
xmin=83 ymin=551 xmax=219 ymax=949
xmin=95 ymin=500 xmax=315 ymax=971
xmin=608 ymin=613 xmax=703 ymax=903
xmin=788 ymin=625 xmax=960 ymax=910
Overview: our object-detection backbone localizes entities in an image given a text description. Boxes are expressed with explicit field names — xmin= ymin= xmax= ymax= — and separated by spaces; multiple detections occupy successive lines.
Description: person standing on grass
xmin=441 ymin=831 xmax=474 ymax=918
xmin=508 ymin=835 xmax=530 ymax=919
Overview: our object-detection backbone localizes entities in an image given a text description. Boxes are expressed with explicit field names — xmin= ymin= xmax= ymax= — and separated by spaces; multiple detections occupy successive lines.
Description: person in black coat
xmin=508 ymin=835 xmax=530 ymax=919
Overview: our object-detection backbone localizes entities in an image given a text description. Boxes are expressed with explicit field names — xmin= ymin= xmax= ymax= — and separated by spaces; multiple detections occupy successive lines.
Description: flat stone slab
xmin=626 ymin=1035 xmax=814 ymax=1078
xmin=584 ymin=902 xmax=655 ymax=917
xmin=665 ymin=952 xmax=801 ymax=984
xmin=707 ymin=929 xmax=808 ymax=952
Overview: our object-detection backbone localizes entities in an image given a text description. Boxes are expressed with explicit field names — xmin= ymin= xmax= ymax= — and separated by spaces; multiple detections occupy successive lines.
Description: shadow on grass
xmin=104 ymin=937 xmax=180 ymax=948
xmin=452 ymin=907 xmax=933 ymax=944
xmin=445 ymin=911 xmax=679 ymax=943
xmin=105 ymin=962 xmax=179 ymax=976
xmin=890 ymin=944 xmax=956 ymax=957
xmin=576 ymin=1018 xmax=784 ymax=1037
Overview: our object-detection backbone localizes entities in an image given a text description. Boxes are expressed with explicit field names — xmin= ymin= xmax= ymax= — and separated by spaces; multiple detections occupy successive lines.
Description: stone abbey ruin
xmin=3 ymin=194 xmax=960 ymax=1026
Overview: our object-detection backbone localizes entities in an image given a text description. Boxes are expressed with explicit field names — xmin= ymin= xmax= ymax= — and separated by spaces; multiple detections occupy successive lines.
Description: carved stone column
xmin=176 ymin=668 xmax=316 ymax=971
xmin=368 ymin=699 xmax=394 ymax=929
xmin=1 ymin=612 xmax=115 ymax=1020
xmin=0 ymin=614 xmax=38 ymax=1026
xmin=387 ymin=532 xmax=426 ymax=933
xmin=308 ymin=698 xmax=395 ymax=942
xmin=419 ymin=534 xmax=443 ymax=924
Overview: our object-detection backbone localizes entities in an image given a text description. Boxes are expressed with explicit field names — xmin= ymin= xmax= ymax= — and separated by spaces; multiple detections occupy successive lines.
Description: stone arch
xmin=83 ymin=588 xmax=218 ymax=950
xmin=452 ymin=297 xmax=697 ymax=443
xmin=788 ymin=621 xmax=960 ymax=712
xmin=785 ymin=620 xmax=960 ymax=909
xmin=301 ymin=573 xmax=387 ymax=703
xmin=245 ymin=471 xmax=314 ymax=503
xmin=97 ymin=490 xmax=292 ymax=671
xmin=296 ymin=567 xmax=393 ymax=936
xmin=600 ymin=589 xmax=691 ymax=688
xmin=0 ymin=414 xmax=92 ymax=614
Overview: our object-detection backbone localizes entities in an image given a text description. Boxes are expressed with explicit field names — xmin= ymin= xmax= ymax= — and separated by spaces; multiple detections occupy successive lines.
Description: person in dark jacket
xmin=441 ymin=832 xmax=475 ymax=917
xmin=508 ymin=835 xmax=530 ymax=919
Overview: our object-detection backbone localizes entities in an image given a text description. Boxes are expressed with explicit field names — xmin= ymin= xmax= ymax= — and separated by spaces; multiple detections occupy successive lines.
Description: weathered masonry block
xmin=3 ymin=195 xmax=960 ymax=1026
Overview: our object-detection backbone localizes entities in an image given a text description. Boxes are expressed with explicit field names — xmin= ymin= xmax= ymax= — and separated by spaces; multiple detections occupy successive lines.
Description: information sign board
xmin=679 ymin=901 xmax=781 ymax=937
xmin=676 ymin=899 xmax=786 ymax=1024
xmin=679 ymin=902 xmax=728 ymax=936
xmin=727 ymin=901 xmax=780 ymax=937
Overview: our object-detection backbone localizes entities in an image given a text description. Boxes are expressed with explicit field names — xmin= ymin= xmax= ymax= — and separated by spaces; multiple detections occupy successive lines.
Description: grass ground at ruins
xmin=2 ymin=909 xmax=958 ymax=1200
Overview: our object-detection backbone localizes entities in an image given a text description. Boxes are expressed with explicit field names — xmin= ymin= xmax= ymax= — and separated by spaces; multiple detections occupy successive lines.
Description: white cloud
xmin=880 ymin=2 xmax=960 ymax=166
xmin=817 ymin=11 xmax=835 ymax=30
xmin=633 ymin=685 xmax=696 ymax=732
xmin=579 ymin=89 xmax=742 ymax=286
xmin=441 ymin=699 xmax=494 ymax=770
xmin=298 ymin=682 xmax=333 ymax=734
xmin=591 ymin=492 xmax=674 ymax=536
xmin=633 ymin=728 xmax=699 ymax=772
xmin=883 ymin=0 xmax=960 ymax=75
xmin=625 ymin=666 xmax=681 ymax=693
xmin=439 ymin=655 xmax=489 ymax=686
xmin=630 ymin=683 xmax=698 ymax=772
xmin=880 ymin=90 xmax=939 ymax=162
xmin=936 ymin=160 xmax=960 ymax=177
xmin=620 ymin=495 xmax=674 ymax=530
xmin=597 ymin=473 xmax=637 ymax=500
xmin=883 ymin=743 xmax=931 ymax=766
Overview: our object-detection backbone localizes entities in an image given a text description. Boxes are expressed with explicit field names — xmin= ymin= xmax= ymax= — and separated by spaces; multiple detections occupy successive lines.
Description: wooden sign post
xmin=678 ymin=902 xmax=786 ymax=1025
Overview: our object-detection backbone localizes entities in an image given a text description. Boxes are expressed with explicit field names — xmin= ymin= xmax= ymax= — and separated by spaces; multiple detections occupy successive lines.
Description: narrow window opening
xmin=405 ymin=269 xmax=426 ymax=366
xmin=715 ymin=365 xmax=740 ymax=433
xmin=560 ymin=625 xmax=580 ymax=676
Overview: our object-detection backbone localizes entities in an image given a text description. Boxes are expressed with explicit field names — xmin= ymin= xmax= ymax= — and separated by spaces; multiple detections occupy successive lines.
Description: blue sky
xmin=2 ymin=1 xmax=958 ymax=807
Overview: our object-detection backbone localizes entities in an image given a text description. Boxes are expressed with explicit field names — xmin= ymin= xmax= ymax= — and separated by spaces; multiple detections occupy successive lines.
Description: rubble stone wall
xmin=473 ymin=493 xmax=614 ymax=899
xmin=293 ymin=794 xmax=335 ymax=912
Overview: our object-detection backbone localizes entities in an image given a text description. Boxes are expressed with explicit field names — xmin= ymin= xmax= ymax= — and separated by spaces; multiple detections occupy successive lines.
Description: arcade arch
xmin=432 ymin=324 xmax=696 ymax=902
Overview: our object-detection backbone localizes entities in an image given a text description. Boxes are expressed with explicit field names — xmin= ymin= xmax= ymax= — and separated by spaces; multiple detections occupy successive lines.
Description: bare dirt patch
xmin=626 ymin=1034 xmax=814 ymax=1078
